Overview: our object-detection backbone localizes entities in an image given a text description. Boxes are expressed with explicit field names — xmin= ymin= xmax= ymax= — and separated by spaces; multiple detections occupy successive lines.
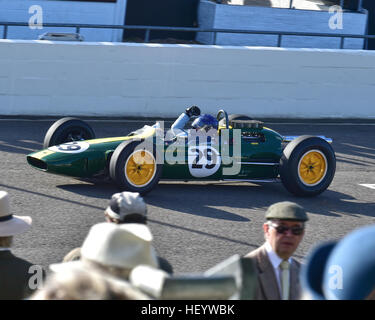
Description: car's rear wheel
xmin=43 ymin=117 xmax=95 ymax=148
xmin=229 ymin=114 xmax=253 ymax=121
xmin=279 ymin=135 xmax=336 ymax=197
xmin=109 ymin=140 xmax=162 ymax=194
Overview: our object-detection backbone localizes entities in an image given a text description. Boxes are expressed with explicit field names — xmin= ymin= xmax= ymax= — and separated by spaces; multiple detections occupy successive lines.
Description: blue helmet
xmin=191 ymin=114 xmax=218 ymax=131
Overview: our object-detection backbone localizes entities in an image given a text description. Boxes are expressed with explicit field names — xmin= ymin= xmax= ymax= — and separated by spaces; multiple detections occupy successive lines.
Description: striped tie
xmin=280 ymin=260 xmax=290 ymax=300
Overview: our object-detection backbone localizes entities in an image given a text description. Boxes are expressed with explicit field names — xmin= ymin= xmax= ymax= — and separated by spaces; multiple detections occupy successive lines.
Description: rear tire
xmin=43 ymin=117 xmax=95 ymax=148
xmin=228 ymin=114 xmax=253 ymax=121
xmin=279 ymin=135 xmax=336 ymax=197
xmin=109 ymin=140 xmax=162 ymax=195
xmin=220 ymin=114 xmax=253 ymax=128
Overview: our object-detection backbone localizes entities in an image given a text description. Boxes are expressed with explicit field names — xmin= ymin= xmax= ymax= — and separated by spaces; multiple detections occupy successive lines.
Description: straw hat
xmin=50 ymin=222 xmax=158 ymax=273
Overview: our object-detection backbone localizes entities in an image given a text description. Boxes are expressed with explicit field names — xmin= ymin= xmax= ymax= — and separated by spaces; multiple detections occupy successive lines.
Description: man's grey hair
xmin=31 ymin=267 xmax=150 ymax=300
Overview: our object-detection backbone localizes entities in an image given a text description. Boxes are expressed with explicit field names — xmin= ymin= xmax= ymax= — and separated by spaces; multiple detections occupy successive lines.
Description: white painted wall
xmin=197 ymin=1 xmax=368 ymax=49
xmin=0 ymin=0 xmax=127 ymax=42
xmin=0 ymin=40 xmax=374 ymax=119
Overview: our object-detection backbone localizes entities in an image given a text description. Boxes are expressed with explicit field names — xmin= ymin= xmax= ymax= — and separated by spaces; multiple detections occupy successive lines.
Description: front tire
xmin=279 ymin=135 xmax=336 ymax=197
xmin=43 ymin=117 xmax=95 ymax=148
xmin=109 ymin=140 xmax=162 ymax=195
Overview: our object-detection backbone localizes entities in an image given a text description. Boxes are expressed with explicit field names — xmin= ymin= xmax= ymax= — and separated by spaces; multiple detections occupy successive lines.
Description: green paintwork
xmin=160 ymin=126 xmax=283 ymax=180
xmin=28 ymin=140 xmax=123 ymax=178
xmin=27 ymin=123 xmax=285 ymax=181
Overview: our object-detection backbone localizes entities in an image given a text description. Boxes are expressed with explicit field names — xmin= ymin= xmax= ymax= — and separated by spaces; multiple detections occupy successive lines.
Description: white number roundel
xmin=48 ymin=141 xmax=90 ymax=153
xmin=188 ymin=146 xmax=221 ymax=178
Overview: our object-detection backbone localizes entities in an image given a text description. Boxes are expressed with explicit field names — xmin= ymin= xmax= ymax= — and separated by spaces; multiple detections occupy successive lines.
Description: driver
xmin=171 ymin=106 xmax=218 ymax=138
xmin=191 ymin=114 xmax=219 ymax=133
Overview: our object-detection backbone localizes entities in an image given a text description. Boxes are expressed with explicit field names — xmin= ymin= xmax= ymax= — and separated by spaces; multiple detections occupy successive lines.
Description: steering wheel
xmin=216 ymin=109 xmax=229 ymax=129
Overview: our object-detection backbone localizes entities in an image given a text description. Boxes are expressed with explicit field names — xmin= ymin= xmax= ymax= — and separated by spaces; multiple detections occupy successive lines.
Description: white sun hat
xmin=50 ymin=222 xmax=158 ymax=273
xmin=0 ymin=191 xmax=32 ymax=237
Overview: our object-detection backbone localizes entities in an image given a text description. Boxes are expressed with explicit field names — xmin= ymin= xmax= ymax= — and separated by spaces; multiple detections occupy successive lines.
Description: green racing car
xmin=26 ymin=107 xmax=336 ymax=197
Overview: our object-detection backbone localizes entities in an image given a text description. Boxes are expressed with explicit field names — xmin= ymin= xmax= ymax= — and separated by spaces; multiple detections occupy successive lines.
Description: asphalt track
xmin=0 ymin=118 xmax=374 ymax=275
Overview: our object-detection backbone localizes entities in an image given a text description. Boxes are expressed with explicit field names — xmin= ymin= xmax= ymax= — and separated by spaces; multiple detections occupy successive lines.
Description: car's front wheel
xmin=279 ymin=135 xmax=336 ymax=197
xmin=43 ymin=117 xmax=95 ymax=148
xmin=109 ymin=140 xmax=162 ymax=195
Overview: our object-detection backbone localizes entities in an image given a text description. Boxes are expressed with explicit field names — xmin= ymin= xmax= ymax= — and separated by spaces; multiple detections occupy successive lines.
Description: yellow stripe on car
xmin=30 ymin=149 xmax=55 ymax=159
xmin=88 ymin=128 xmax=156 ymax=145
xmin=88 ymin=136 xmax=131 ymax=145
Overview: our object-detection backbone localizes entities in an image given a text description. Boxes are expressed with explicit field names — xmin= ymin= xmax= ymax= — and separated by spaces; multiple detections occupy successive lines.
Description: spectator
xmin=52 ymin=222 xmax=159 ymax=281
xmin=0 ymin=191 xmax=40 ymax=299
xmin=104 ymin=191 xmax=148 ymax=224
xmin=63 ymin=192 xmax=173 ymax=274
xmin=31 ymin=267 xmax=151 ymax=300
xmin=301 ymin=224 xmax=375 ymax=300
xmin=244 ymin=201 xmax=308 ymax=300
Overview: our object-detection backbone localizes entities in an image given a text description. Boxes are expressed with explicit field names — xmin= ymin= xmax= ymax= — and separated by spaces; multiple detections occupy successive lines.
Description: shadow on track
xmin=56 ymin=180 xmax=375 ymax=220
xmin=147 ymin=182 xmax=375 ymax=219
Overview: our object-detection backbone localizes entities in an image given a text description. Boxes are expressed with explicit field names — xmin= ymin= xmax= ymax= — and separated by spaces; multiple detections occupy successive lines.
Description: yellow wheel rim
xmin=298 ymin=150 xmax=327 ymax=186
xmin=125 ymin=150 xmax=156 ymax=187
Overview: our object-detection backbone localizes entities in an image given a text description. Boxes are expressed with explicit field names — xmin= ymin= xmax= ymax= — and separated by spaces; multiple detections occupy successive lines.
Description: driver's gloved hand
xmin=185 ymin=106 xmax=201 ymax=117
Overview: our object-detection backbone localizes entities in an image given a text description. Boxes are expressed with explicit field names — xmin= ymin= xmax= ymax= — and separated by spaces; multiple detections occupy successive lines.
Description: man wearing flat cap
xmin=244 ymin=201 xmax=308 ymax=300
xmin=0 ymin=191 xmax=38 ymax=299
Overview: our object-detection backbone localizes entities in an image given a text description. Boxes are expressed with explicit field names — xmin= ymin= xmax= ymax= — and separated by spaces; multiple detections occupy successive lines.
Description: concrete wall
xmin=0 ymin=0 xmax=127 ymax=42
xmin=0 ymin=40 xmax=374 ymax=118
xmin=197 ymin=1 xmax=368 ymax=49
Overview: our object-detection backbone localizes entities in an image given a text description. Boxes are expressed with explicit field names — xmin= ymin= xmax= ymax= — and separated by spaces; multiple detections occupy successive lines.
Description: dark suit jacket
xmin=0 ymin=250 xmax=36 ymax=300
xmin=244 ymin=244 xmax=302 ymax=300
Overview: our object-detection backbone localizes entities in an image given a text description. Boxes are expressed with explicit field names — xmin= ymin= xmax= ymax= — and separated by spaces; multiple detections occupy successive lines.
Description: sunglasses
xmin=269 ymin=223 xmax=304 ymax=236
